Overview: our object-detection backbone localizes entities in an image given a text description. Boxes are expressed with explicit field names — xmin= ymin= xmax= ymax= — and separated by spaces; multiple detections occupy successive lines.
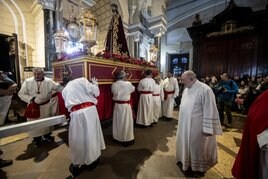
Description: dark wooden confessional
xmin=187 ymin=0 xmax=268 ymax=78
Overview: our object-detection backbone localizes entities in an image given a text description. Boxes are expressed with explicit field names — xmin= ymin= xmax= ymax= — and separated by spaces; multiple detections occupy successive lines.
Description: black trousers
xmin=218 ymin=100 xmax=232 ymax=124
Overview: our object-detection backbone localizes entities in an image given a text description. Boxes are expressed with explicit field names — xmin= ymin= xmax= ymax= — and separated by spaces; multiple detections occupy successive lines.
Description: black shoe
xmin=33 ymin=141 xmax=42 ymax=148
xmin=191 ymin=171 xmax=205 ymax=178
xmin=43 ymin=135 xmax=55 ymax=143
xmin=86 ymin=158 xmax=100 ymax=171
xmin=176 ymin=162 xmax=193 ymax=177
xmin=33 ymin=138 xmax=42 ymax=148
xmin=69 ymin=163 xmax=81 ymax=177
xmin=0 ymin=159 xmax=13 ymax=168
xmin=122 ymin=140 xmax=135 ymax=147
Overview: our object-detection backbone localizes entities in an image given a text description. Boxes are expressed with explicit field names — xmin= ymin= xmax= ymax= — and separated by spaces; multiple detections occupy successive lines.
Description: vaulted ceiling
xmin=166 ymin=0 xmax=266 ymax=30
xmin=165 ymin=0 xmax=267 ymax=44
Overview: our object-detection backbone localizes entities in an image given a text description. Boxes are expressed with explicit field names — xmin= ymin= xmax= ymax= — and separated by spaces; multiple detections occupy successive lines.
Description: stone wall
xmin=0 ymin=1 xmax=44 ymax=81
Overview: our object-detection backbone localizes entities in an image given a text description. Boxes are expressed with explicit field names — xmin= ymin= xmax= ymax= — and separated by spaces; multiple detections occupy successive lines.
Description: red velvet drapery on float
xmin=52 ymin=56 xmax=158 ymax=120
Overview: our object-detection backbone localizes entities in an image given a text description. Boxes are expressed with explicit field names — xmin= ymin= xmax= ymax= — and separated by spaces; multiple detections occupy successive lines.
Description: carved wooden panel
xmin=193 ymin=35 xmax=262 ymax=78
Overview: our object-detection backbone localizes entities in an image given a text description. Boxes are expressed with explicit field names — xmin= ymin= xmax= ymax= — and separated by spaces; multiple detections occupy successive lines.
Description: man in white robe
xmin=162 ymin=71 xmax=179 ymax=120
xmin=62 ymin=77 xmax=105 ymax=177
xmin=136 ymin=69 xmax=155 ymax=127
xmin=18 ymin=67 xmax=62 ymax=147
xmin=111 ymin=71 xmax=135 ymax=146
xmin=176 ymin=70 xmax=222 ymax=177
xmin=152 ymin=76 xmax=164 ymax=123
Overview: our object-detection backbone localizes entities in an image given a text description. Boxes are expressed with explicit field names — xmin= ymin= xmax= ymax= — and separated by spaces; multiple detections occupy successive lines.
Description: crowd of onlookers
xmin=198 ymin=74 xmax=268 ymax=114
xmin=175 ymin=73 xmax=268 ymax=115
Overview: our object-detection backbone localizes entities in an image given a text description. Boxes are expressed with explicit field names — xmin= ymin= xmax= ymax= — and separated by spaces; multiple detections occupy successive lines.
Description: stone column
xmin=154 ymin=35 xmax=161 ymax=68
xmin=38 ymin=0 xmax=56 ymax=71
xmin=134 ymin=41 xmax=140 ymax=59
xmin=133 ymin=33 xmax=143 ymax=59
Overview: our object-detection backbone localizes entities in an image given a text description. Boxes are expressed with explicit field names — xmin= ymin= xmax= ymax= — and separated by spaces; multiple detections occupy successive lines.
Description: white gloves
xmin=91 ymin=77 xmax=98 ymax=86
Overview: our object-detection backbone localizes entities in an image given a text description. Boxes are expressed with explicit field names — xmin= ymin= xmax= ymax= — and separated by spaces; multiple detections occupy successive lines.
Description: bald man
xmin=176 ymin=70 xmax=222 ymax=177
xmin=18 ymin=67 xmax=62 ymax=147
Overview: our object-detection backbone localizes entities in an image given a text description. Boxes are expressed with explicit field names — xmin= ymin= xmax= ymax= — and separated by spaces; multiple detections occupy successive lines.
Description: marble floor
xmin=0 ymin=110 xmax=246 ymax=179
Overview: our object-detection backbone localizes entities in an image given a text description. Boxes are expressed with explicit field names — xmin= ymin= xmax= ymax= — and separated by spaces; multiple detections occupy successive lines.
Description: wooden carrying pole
xmin=0 ymin=115 xmax=66 ymax=138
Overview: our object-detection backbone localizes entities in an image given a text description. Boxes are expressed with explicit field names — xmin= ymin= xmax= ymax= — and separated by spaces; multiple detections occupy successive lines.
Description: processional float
xmin=52 ymin=8 xmax=159 ymax=120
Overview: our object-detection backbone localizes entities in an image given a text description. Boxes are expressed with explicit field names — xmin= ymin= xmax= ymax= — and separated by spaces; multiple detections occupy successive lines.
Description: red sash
xmin=153 ymin=94 xmax=160 ymax=96
xmin=71 ymin=102 xmax=95 ymax=112
xmin=164 ymin=90 xmax=175 ymax=100
xmin=114 ymin=100 xmax=131 ymax=104
xmin=140 ymin=91 xmax=152 ymax=94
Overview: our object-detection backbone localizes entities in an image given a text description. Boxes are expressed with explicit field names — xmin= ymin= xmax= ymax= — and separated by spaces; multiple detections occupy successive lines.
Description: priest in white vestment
xmin=18 ymin=67 xmax=62 ymax=147
xmin=176 ymin=70 xmax=222 ymax=177
xmin=111 ymin=71 xmax=135 ymax=146
xmin=162 ymin=71 xmax=179 ymax=119
xmin=136 ymin=69 xmax=155 ymax=126
xmin=62 ymin=77 xmax=105 ymax=177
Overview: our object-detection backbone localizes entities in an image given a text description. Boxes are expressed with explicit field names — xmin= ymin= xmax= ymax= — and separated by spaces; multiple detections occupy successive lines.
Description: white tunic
xmin=111 ymin=80 xmax=135 ymax=142
xmin=162 ymin=77 xmax=179 ymax=118
xmin=152 ymin=83 xmax=164 ymax=122
xmin=176 ymin=80 xmax=222 ymax=172
xmin=0 ymin=95 xmax=12 ymax=125
xmin=18 ymin=77 xmax=61 ymax=137
xmin=62 ymin=78 xmax=105 ymax=165
xmin=136 ymin=77 xmax=155 ymax=126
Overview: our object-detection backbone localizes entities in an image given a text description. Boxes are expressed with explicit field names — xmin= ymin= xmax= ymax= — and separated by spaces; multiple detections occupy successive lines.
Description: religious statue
xmin=105 ymin=4 xmax=129 ymax=56
xmin=149 ymin=45 xmax=159 ymax=62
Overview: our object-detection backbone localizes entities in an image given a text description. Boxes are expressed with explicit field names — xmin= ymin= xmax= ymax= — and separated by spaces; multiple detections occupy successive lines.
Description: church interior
xmin=0 ymin=0 xmax=268 ymax=178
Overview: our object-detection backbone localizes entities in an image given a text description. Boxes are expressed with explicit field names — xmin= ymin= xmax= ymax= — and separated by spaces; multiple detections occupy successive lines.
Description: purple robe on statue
xmin=105 ymin=12 xmax=129 ymax=56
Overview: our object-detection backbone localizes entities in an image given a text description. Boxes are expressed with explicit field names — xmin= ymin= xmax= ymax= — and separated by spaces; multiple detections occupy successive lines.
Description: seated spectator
xmin=200 ymin=77 xmax=206 ymax=83
xmin=244 ymin=76 xmax=261 ymax=113
xmin=233 ymin=75 xmax=241 ymax=85
xmin=235 ymin=80 xmax=249 ymax=114
xmin=209 ymin=75 xmax=219 ymax=103
xmin=256 ymin=75 xmax=268 ymax=94
xmin=209 ymin=76 xmax=219 ymax=92
xmin=205 ymin=75 xmax=211 ymax=85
